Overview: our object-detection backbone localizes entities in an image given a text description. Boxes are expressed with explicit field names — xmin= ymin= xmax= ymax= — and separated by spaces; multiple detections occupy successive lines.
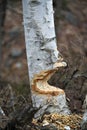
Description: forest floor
xmin=0 ymin=0 xmax=87 ymax=129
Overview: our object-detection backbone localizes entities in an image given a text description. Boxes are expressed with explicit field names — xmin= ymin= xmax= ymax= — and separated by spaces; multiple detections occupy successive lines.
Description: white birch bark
xmin=81 ymin=95 xmax=87 ymax=130
xmin=22 ymin=0 xmax=70 ymax=118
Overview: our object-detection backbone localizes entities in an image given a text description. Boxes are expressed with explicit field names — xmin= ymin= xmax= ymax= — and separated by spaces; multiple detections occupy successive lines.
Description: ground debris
xmin=32 ymin=113 xmax=82 ymax=130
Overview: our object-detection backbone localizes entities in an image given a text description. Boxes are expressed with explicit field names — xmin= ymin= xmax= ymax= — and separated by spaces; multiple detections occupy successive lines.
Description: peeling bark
xmin=22 ymin=0 xmax=70 ymax=118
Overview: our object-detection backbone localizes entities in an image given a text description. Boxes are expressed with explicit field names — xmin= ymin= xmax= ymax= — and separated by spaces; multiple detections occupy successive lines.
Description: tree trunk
xmin=22 ymin=0 xmax=70 ymax=118
xmin=0 ymin=0 xmax=7 ymax=75
xmin=0 ymin=0 xmax=7 ymax=26
xmin=81 ymin=95 xmax=87 ymax=130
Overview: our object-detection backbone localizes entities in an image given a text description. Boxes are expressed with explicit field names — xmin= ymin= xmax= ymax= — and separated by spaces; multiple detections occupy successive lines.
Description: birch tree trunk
xmin=22 ymin=0 xmax=70 ymax=118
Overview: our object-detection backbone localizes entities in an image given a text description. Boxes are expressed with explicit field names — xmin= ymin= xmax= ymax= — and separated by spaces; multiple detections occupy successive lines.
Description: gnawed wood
xmin=32 ymin=61 xmax=66 ymax=96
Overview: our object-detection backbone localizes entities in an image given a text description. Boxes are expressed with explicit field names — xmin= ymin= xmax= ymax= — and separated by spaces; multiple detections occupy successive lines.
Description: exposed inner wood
xmin=32 ymin=61 xmax=66 ymax=96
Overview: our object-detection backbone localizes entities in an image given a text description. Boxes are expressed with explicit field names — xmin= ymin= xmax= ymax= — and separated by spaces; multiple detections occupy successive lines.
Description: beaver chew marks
xmin=32 ymin=61 xmax=66 ymax=96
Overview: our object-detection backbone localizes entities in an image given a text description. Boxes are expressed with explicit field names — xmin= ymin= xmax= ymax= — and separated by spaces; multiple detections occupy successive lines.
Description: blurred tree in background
xmin=0 ymin=0 xmax=7 ymax=75
xmin=0 ymin=0 xmax=7 ymax=26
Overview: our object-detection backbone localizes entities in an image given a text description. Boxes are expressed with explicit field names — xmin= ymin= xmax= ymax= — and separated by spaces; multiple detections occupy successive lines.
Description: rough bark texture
xmin=81 ymin=95 xmax=87 ymax=130
xmin=22 ymin=0 xmax=59 ymax=80
xmin=22 ymin=0 xmax=70 ymax=118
